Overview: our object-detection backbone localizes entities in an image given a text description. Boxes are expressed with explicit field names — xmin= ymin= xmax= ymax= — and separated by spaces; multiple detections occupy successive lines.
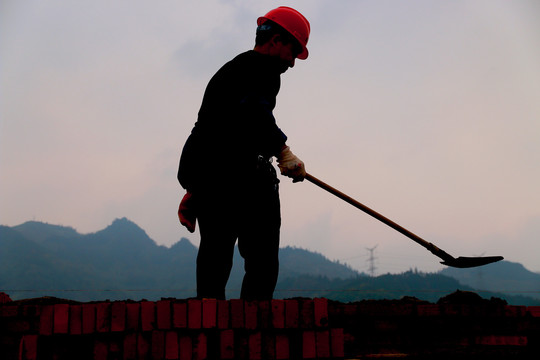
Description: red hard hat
xmin=257 ymin=6 xmax=310 ymax=60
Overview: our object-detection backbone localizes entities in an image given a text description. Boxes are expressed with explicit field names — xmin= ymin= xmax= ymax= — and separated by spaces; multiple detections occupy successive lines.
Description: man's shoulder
xmin=227 ymin=50 xmax=258 ymax=67
xmin=210 ymin=51 xmax=258 ymax=80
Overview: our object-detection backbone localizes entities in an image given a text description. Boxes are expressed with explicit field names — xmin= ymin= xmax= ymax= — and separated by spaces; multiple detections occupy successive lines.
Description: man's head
xmin=254 ymin=7 xmax=310 ymax=73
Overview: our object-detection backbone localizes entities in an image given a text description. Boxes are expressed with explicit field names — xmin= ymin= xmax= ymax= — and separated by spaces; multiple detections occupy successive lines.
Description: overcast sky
xmin=2 ymin=0 xmax=539 ymax=275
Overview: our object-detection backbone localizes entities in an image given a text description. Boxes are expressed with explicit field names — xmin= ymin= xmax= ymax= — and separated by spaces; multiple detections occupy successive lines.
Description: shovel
xmin=305 ymin=173 xmax=503 ymax=268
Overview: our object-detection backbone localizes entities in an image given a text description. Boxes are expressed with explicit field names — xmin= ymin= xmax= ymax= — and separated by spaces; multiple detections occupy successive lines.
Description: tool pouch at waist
xmin=254 ymin=155 xmax=280 ymax=189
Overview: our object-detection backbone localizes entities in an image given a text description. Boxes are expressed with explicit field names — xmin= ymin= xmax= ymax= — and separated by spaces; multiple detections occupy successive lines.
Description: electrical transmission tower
xmin=366 ymin=245 xmax=378 ymax=277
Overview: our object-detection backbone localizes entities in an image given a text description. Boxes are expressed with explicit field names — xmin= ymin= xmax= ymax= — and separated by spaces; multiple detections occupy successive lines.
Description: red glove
xmin=178 ymin=192 xmax=196 ymax=233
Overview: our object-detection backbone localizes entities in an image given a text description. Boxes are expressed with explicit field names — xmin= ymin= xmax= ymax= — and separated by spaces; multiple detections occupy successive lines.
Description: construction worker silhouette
xmin=177 ymin=7 xmax=310 ymax=300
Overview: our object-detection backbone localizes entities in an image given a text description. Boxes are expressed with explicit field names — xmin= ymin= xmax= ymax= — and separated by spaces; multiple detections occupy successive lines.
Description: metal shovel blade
xmin=441 ymin=256 xmax=504 ymax=268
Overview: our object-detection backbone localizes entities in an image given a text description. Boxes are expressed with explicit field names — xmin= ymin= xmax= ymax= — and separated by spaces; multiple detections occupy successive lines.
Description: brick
xmin=475 ymin=335 xmax=528 ymax=346
xmin=258 ymin=301 xmax=271 ymax=329
xmin=527 ymin=306 xmax=540 ymax=317
xmin=21 ymin=305 xmax=39 ymax=317
xmin=417 ymin=304 xmax=440 ymax=316
xmin=341 ymin=303 xmax=358 ymax=317
xmin=230 ymin=299 xmax=244 ymax=329
xmin=110 ymin=338 xmax=122 ymax=359
xmin=179 ymin=335 xmax=192 ymax=360
xmin=469 ymin=304 xmax=488 ymax=317
xmin=285 ymin=300 xmax=299 ymax=328
xmin=69 ymin=305 xmax=82 ymax=335
xmin=375 ymin=319 xmax=399 ymax=331
xmin=236 ymin=333 xmax=249 ymax=360
xmin=6 ymin=318 xmax=31 ymax=333
xmin=202 ymin=298 xmax=217 ymax=328
xmin=53 ymin=304 xmax=69 ymax=334
xmin=330 ymin=328 xmax=344 ymax=358
xmin=357 ymin=302 xmax=389 ymax=317
xmin=1 ymin=305 xmax=18 ymax=317
xmin=272 ymin=300 xmax=285 ymax=329
xmin=157 ymin=300 xmax=172 ymax=329
xmin=173 ymin=302 xmax=187 ymax=328
xmin=111 ymin=301 xmax=126 ymax=332
xmin=217 ymin=300 xmax=229 ymax=329
xmin=314 ymin=298 xmax=329 ymax=327
xmin=126 ymin=303 xmax=140 ymax=331
xmin=275 ymin=334 xmax=289 ymax=360
xmin=138 ymin=333 xmax=151 ymax=359
xmin=249 ymin=332 xmax=262 ymax=360
xmin=188 ymin=299 xmax=202 ymax=329
xmin=19 ymin=335 xmax=38 ymax=360
xmin=165 ymin=331 xmax=179 ymax=359
xmin=193 ymin=333 xmax=207 ymax=360
xmin=300 ymin=299 xmax=314 ymax=328
xmin=82 ymin=304 xmax=96 ymax=334
xmin=508 ymin=336 xmax=528 ymax=346
xmin=245 ymin=301 xmax=258 ymax=330
xmin=387 ymin=303 xmax=415 ymax=316
xmin=441 ymin=304 xmax=463 ymax=316
xmin=302 ymin=331 xmax=316 ymax=359
xmin=123 ymin=333 xmax=137 ymax=360
xmin=39 ymin=305 xmax=54 ymax=335
xmin=505 ymin=305 xmax=527 ymax=317
xmin=0 ymin=292 xmax=12 ymax=303
xmin=476 ymin=335 xmax=497 ymax=346
xmin=94 ymin=339 xmax=108 ymax=360
xmin=152 ymin=331 xmax=165 ymax=360
xmin=262 ymin=333 xmax=275 ymax=359
xmin=141 ymin=301 xmax=155 ymax=331
xmin=486 ymin=304 xmax=505 ymax=317
xmin=459 ymin=304 xmax=474 ymax=316
xmin=220 ymin=329 xmax=235 ymax=359
xmin=96 ymin=302 xmax=111 ymax=332
xmin=316 ymin=330 xmax=330 ymax=358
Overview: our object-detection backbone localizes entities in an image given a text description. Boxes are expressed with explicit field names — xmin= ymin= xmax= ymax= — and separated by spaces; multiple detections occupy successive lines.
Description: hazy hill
xmin=440 ymin=260 xmax=540 ymax=300
xmin=1 ymin=218 xmax=538 ymax=305
xmin=1 ymin=219 xmax=196 ymax=301
xmin=0 ymin=218 xmax=358 ymax=301
xmin=275 ymin=270 xmax=538 ymax=305
xmin=13 ymin=221 xmax=81 ymax=243
xmin=275 ymin=271 xmax=466 ymax=303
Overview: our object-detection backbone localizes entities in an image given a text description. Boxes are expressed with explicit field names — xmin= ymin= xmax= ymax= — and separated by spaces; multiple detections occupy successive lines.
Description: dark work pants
xmin=195 ymin=173 xmax=281 ymax=300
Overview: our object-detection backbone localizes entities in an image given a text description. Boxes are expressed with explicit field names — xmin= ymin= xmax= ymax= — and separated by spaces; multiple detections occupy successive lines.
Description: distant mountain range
xmin=440 ymin=261 xmax=540 ymax=300
xmin=1 ymin=218 xmax=538 ymax=305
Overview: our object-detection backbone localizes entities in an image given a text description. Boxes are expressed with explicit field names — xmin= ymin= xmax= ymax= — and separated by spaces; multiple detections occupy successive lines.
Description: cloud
xmin=1 ymin=0 xmax=539 ymax=275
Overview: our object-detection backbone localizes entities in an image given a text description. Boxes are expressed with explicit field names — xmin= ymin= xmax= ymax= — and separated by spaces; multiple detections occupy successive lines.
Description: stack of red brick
xmin=3 ymin=296 xmax=344 ymax=359
xmin=1 ymin=292 xmax=540 ymax=359
xmin=329 ymin=299 xmax=540 ymax=359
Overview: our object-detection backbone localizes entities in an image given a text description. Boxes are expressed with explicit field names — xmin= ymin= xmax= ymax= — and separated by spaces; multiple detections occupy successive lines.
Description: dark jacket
xmin=178 ymin=50 xmax=288 ymax=193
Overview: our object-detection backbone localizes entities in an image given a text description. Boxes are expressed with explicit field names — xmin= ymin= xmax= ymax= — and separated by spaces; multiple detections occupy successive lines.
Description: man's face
xmin=277 ymin=41 xmax=298 ymax=73
xmin=269 ymin=35 xmax=300 ymax=74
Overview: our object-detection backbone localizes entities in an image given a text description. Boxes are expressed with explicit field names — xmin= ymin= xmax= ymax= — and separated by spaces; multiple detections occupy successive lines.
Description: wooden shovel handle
xmin=305 ymin=173 xmax=455 ymax=262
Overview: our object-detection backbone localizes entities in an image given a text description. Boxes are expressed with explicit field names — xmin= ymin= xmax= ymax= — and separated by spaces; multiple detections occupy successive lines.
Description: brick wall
xmin=2 ymin=296 xmax=343 ymax=360
xmin=1 ymin=293 xmax=539 ymax=359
